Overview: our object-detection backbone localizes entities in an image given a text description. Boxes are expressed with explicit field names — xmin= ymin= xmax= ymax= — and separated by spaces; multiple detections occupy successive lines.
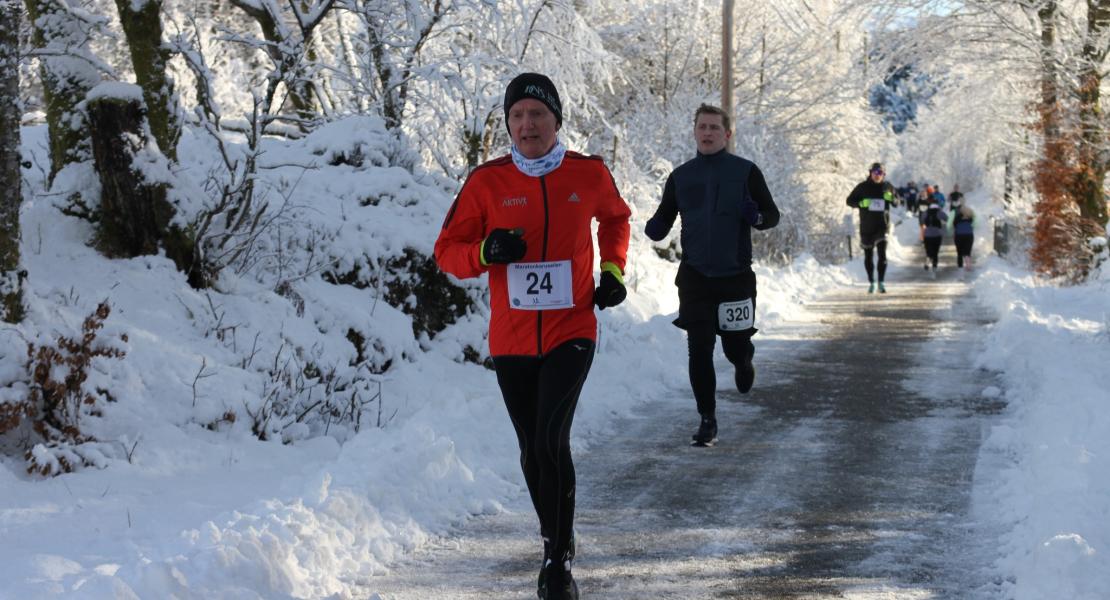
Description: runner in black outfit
xmin=846 ymin=162 xmax=896 ymax=294
xmin=903 ymin=180 xmax=919 ymax=214
xmin=919 ymin=200 xmax=948 ymax=277
xmin=645 ymin=104 xmax=780 ymax=447
xmin=947 ymin=192 xmax=976 ymax=273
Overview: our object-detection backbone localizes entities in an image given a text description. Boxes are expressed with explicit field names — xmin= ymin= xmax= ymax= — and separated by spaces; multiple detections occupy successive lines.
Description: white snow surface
xmin=970 ymin=259 xmax=1110 ymax=600
xmin=2 ymin=122 xmax=1107 ymax=599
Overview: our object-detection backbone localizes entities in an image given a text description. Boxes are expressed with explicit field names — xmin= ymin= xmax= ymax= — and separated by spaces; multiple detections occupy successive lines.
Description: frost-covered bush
xmin=159 ymin=115 xmax=485 ymax=442
xmin=0 ymin=302 xmax=128 ymax=476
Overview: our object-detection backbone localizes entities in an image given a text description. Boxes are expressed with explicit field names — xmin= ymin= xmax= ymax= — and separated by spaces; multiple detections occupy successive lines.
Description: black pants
xmin=955 ymin=233 xmax=973 ymax=267
xmin=924 ymin=236 xmax=942 ymax=268
xmin=863 ymin=240 xmax=888 ymax=283
xmin=493 ymin=338 xmax=595 ymax=566
xmin=675 ymin=264 xmax=756 ymax=418
xmin=686 ymin=320 xmax=753 ymax=417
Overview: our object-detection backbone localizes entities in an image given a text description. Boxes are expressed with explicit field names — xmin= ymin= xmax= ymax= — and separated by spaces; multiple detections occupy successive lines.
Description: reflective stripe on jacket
xmin=846 ymin=179 xmax=894 ymax=237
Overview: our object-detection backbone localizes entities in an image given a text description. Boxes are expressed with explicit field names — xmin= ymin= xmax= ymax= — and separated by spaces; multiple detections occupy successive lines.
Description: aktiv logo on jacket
xmin=567 ymin=192 xmax=580 ymax=203
xmin=502 ymin=196 xmax=528 ymax=207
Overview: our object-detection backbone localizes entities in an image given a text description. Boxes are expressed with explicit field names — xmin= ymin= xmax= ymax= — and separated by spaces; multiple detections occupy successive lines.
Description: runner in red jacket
xmin=436 ymin=151 xmax=631 ymax=355
xmin=434 ymin=73 xmax=630 ymax=600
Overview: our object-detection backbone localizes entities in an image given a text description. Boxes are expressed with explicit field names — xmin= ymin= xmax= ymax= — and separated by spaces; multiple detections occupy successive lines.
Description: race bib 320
xmin=718 ymin=298 xmax=754 ymax=331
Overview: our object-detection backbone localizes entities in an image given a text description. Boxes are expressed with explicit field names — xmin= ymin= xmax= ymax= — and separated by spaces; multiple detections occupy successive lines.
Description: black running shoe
xmin=691 ymin=416 xmax=717 ymax=446
xmin=538 ymin=534 xmax=576 ymax=598
xmin=543 ymin=561 xmax=579 ymax=600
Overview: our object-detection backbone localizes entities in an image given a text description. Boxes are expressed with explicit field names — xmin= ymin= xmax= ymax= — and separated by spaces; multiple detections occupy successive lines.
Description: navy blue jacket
xmin=645 ymin=150 xmax=780 ymax=277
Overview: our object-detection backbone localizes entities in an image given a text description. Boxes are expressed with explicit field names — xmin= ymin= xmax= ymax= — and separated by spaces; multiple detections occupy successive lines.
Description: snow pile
xmin=971 ymin=259 xmax=1110 ymax=600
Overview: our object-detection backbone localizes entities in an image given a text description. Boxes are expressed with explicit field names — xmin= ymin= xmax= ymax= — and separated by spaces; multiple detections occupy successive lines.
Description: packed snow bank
xmin=971 ymin=258 xmax=1110 ymax=600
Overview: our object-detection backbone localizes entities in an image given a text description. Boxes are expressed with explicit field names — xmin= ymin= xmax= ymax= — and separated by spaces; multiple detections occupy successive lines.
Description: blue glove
xmin=740 ymin=199 xmax=761 ymax=225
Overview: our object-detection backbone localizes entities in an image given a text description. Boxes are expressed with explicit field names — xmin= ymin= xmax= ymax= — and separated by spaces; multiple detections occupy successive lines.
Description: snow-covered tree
xmin=227 ymin=0 xmax=335 ymax=131
xmin=951 ymin=0 xmax=1110 ymax=279
xmin=113 ymin=0 xmax=179 ymax=160
xmin=23 ymin=0 xmax=109 ymax=184
xmin=1 ymin=0 xmax=24 ymax=322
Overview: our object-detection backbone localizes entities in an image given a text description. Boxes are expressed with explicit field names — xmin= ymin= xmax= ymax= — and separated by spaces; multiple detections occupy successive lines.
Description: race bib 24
xmin=508 ymin=260 xmax=574 ymax=310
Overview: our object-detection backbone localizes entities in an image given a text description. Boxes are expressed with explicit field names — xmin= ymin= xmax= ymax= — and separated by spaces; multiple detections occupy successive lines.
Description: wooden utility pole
xmin=722 ymin=0 xmax=734 ymax=151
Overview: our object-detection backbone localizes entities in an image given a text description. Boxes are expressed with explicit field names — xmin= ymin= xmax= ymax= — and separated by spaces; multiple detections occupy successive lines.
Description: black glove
xmin=740 ymin=199 xmax=761 ymax=226
xmin=482 ymin=228 xmax=526 ymax=264
xmin=593 ymin=270 xmax=626 ymax=310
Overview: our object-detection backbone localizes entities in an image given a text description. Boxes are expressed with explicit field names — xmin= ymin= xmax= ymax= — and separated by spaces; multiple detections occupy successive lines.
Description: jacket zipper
xmin=537 ymin=176 xmax=551 ymax=357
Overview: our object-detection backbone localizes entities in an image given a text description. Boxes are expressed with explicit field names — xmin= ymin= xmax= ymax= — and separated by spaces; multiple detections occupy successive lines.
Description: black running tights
xmin=863 ymin=240 xmax=888 ymax=283
xmin=493 ymin=338 xmax=595 ymax=566
xmin=924 ymin=236 xmax=942 ymax=268
xmin=687 ymin=319 xmax=754 ymax=418
xmin=954 ymin=234 xmax=973 ymax=267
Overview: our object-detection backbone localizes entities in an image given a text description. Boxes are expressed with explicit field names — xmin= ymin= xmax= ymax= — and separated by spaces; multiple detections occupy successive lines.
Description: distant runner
xmin=846 ymin=162 xmax=895 ymax=294
xmin=902 ymin=180 xmax=920 ymax=214
xmin=948 ymin=197 xmax=976 ymax=274
xmin=919 ymin=199 xmax=948 ymax=278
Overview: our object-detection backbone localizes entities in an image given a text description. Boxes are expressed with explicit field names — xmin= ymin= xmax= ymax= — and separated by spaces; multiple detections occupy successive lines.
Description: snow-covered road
xmin=364 ymin=245 xmax=1009 ymax=599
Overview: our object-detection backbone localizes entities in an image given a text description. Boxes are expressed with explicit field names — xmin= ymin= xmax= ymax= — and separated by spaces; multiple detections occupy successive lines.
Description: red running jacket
xmin=435 ymin=152 xmax=631 ymax=357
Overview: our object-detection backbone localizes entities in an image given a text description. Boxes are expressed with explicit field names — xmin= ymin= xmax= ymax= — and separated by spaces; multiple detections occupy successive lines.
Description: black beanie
xmin=503 ymin=73 xmax=563 ymax=131
xmin=870 ymin=162 xmax=884 ymax=173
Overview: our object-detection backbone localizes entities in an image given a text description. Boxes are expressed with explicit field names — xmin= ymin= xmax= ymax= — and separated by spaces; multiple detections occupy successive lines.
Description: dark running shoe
xmin=691 ymin=416 xmax=718 ymax=447
xmin=543 ymin=560 xmax=579 ymax=600
xmin=538 ymin=535 xmax=576 ymax=598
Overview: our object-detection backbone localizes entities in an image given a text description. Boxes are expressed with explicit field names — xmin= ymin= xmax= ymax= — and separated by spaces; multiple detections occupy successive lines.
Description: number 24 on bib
xmin=508 ymin=260 xmax=574 ymax=310
xmin=718 ymin=298 xmax=754 ymax=331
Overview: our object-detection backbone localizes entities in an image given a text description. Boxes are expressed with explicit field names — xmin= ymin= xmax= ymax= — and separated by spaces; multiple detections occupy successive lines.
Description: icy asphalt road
xmin=365 ymin=244 xmax=1009 ymax=599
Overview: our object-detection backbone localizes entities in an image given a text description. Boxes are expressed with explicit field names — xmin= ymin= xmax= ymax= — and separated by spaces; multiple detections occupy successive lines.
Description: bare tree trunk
xmin=367 ymin=2 xmax=446 ymax=133
xmin=1038 ymin=1 xmax=1059 ymax=149
xmin=462 ymin=126 xmax=481 ymax=171
xmin=1075 ymin=0 xmax=1110 ymax=226
xmin=87 ymin=95 xmax=198 ymax=286
xmin=23 ymin=0 xmax=94 ymax=184
xmin=114 ymin=0 xmax=179 ymax=161
xmin=1004 ymin=152 xmax=1015 ymax=206
xmin=367 ymin=22 xmax=398 ymax=129
xmin=1 ymin=0 xmax=25 ymax=322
